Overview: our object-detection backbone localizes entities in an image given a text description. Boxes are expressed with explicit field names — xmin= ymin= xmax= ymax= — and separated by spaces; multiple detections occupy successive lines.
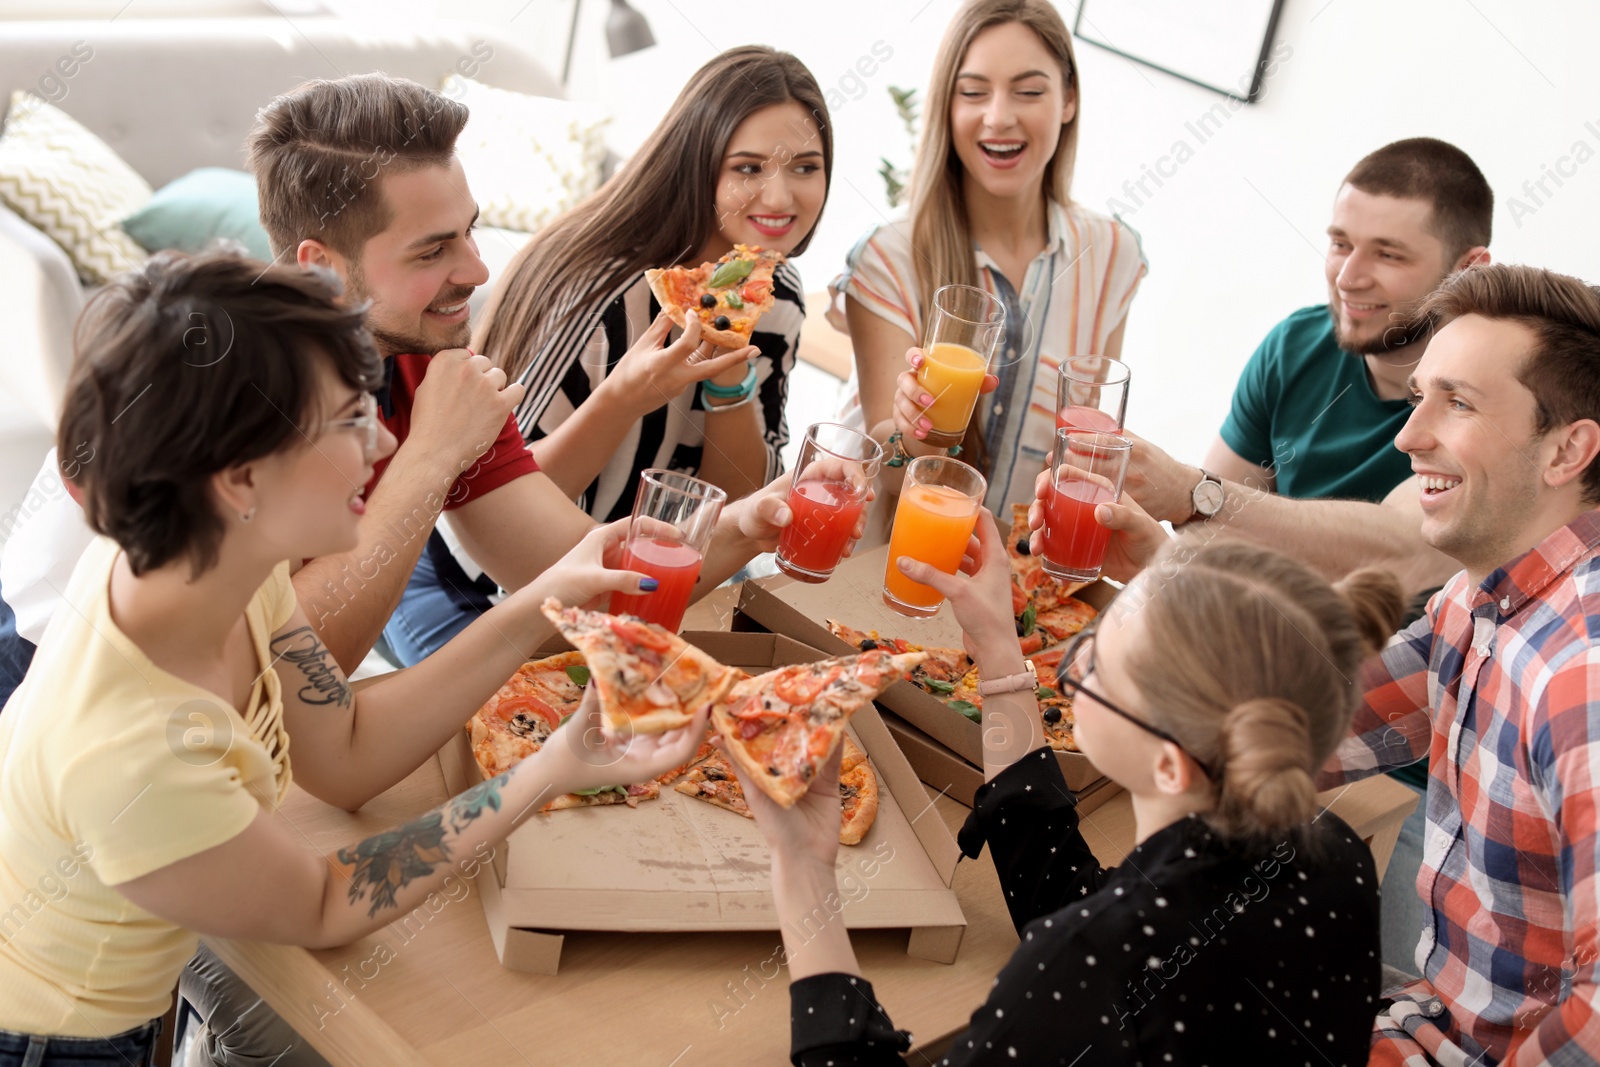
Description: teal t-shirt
xmin=1219 ymin=305 xmax=1414 ymax=503
xmin=1221 ymin=305 xmax=1427 ymax=788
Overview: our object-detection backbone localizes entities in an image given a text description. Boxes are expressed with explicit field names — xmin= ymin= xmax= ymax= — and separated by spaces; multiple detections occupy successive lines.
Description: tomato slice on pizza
xmin=646 ymin=243 xmax=784 ymax=349
xmin=712 ymin=649 xmax=924 ymax=808
xmin=541 ymin=599 xmax=737 ymax=734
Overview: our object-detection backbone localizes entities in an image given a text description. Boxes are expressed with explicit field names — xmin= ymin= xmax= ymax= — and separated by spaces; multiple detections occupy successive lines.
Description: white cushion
xmin=0 ymin=91 xmax=150 ymax=285
xmin=444 ymin=75 xmax=609 ymax=236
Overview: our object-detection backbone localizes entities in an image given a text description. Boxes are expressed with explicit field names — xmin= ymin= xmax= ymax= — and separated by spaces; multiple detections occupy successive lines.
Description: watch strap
xmin=977 ymin=662 xmax=1038 ymax=696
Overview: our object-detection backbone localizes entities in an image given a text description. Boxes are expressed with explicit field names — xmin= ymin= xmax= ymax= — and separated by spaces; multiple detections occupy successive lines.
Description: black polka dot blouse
xmin=789 ymin=747 xmax=1381 ymax=1066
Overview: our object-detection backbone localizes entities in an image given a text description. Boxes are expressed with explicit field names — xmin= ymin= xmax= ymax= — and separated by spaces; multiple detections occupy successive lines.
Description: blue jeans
xmin=0 ymin=573 xmax=38 ymax=710
xmin=381 ymin=531 xmax=496 ymax=666
xmin=0 ymin=1020 xmax=159 ymax=1066
xmin=178 ymin=944 xmax=330 ymax=1067
xmin=1380 ymin=780 xmax=1428 ymax=974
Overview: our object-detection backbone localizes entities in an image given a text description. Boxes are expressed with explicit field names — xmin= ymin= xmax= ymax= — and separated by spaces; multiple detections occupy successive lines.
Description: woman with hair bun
xmin=735 ymin=519 xmax=1404 ymax=1065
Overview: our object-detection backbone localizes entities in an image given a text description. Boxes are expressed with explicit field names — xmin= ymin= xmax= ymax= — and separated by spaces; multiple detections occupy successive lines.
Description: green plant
xmin=879 ymin=85 xmax=920 ymax=207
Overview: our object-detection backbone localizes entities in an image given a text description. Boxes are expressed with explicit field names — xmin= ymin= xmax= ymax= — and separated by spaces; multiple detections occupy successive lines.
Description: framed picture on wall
xmin=1072 ymin=0 xmax=1287 ymax=104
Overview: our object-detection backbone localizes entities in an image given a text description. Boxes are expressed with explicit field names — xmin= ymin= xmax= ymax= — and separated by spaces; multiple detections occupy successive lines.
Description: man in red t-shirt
xmin=243 ymin=73 xmax=795 ymax=673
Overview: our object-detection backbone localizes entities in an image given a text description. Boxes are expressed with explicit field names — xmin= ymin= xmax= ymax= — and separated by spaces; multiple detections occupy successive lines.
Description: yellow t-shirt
xmin=0 ymin=536 xmax=295 ymax=1036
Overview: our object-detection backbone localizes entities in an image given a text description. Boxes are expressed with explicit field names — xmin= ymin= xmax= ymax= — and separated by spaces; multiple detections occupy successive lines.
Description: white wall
xmin=447 ymin=0 xmax=1597 ymax=460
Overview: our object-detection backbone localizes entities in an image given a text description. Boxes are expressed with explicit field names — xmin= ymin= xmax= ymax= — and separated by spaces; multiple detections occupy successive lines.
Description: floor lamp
xmin=563 ymin=0 xmax=657 ymax=86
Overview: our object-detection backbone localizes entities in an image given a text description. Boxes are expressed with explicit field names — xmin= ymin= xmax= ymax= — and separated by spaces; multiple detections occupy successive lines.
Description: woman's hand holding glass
xmin=893 ymin=347 xmax=999 ymax=444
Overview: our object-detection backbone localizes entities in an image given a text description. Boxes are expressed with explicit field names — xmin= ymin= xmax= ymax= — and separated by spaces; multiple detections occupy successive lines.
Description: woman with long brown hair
xmin=380 ymin=46 xmax=833 ymax=665
xmin=738 ymin=521 xmax=1401 ymax=1064
xmin=835 ymin=0 xmax=1145 ymax=509
xmin=475 ymin=45 xmax=831 ymax=522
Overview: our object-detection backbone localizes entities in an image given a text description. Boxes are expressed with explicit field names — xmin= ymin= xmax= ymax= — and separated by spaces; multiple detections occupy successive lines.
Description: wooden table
xmin=211 ymin=751 xmax=1416 ymax=1066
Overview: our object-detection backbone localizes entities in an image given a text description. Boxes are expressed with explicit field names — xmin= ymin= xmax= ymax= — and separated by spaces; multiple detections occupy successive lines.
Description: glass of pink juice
xmin=1055 ymin=354 xmax=1130 ymax=435
xmin=608 ymin=470 xmax=726 ymax=632
xmin=775 ymin=422 xmax=882 ymax=584
xmin=1041 ymin=429 xmax=1132 ymax=582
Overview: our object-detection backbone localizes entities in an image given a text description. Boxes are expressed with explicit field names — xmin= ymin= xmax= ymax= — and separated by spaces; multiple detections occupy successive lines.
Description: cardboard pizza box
xmin=880 ymin=709 xmax=1121 ymax=816
xmin=437 ymin=631 xmax=967 ymax=976
xmin=736 ymin=543 xmax=1117 ymax=794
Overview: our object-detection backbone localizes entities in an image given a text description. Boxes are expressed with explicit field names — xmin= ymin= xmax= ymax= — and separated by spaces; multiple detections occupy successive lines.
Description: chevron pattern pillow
xmin=0 ymin=90 xmax=151 ymax=285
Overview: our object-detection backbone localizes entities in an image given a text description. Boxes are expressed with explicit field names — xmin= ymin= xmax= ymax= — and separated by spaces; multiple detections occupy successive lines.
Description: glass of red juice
xmin=609 ymin=470 xmax=727 ymax=631
xmin=775 ymin=422 xmax=883 ymax=584
xmin=1042 ymin=428 xmax=1132 ymax=582
xmin=1056 ymin=354 xmax=1130 ymax=435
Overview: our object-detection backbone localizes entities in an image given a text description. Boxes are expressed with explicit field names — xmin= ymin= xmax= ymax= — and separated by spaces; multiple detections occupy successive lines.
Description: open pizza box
xmin=880 ymin=709 xmax=1121 ymax=815
xmin=437 ymin=631 xmax=967 ymax=976
xmin=736 ymin=543 xmax=1120 ymax=799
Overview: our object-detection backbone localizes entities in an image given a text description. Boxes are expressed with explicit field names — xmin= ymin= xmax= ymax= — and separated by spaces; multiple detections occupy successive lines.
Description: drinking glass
xmin=775 ymin=422 xmax=883 ymax=583
xmin=882 ymin=456 xmax=988 ymax=618
xmin=915 ymin=285 xmax=1007 ymax=448
xmin=1055 ymin=354 xmax=1130 ymax=434
xmin=608 ymin=470 xmax=727 ymax=631
xmin=1040 ymin=429 xmax=1132 ymax=582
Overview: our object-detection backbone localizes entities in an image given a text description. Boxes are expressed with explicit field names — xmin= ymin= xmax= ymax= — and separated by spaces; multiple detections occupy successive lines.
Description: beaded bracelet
xmin=884 ymin=430 xmax=963 ymax=467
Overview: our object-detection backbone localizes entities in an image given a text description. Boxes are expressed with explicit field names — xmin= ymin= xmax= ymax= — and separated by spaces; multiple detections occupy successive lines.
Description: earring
xmin=239 ymin=507 xmax=256 ymax=524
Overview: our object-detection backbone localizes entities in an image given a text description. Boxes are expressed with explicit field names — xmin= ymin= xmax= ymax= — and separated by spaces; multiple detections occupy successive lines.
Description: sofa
xmin=0 ymin=17 xmax=567 ymax=430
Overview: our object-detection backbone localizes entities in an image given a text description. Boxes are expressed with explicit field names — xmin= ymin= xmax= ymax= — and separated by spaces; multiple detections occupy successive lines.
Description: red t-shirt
xmin=363 ymin=353 xmax=539 ymax=509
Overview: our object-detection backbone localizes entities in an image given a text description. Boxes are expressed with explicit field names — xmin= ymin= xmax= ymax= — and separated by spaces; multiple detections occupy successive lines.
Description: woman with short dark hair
xmin=0 ymin=251 xmax=705 ymax=1064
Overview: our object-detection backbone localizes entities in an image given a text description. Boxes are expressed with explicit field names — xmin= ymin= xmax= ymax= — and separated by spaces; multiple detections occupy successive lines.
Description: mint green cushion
xmin=120 ymin=167 xmax=272 ymax=261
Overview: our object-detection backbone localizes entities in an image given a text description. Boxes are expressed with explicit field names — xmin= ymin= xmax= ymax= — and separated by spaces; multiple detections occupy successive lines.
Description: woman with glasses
xmin=0 ymin=252 xmax=710 ymax=1064
xmin=736 ymin=509 xmax=1405 ymax=1066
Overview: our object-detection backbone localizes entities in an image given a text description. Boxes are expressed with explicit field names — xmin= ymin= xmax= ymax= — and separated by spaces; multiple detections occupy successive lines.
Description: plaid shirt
xmin=1321 ymin=509 xmax=1600 ymax=1066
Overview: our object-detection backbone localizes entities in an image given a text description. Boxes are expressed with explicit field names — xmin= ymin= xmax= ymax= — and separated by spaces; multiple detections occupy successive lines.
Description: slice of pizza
xmin=711 ymin=649 xmax=925 ymax=808
xmin=825 ymin=619 xmax=971 ymax=696
xmin=541 ymin=599 xmax=737 ymax=734
xmin=1034 ymin=598 xmax=1099 ymax=644
xmin=467 ymin=653 xmax=671 ymax=811
xmin=673 ymin=747 xmax=752 ymax=818
xmin=645 ymin=243 xmax=785 ymax=349
xmin=676 ymin=734 xmax=879 ymax=845
xmin=839 ymin=740 xmax=880 ymax=846
xmin=542 ymin=780 xmax=663 ymax=811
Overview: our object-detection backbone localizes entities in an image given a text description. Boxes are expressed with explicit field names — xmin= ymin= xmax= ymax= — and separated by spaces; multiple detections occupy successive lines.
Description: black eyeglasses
xmin=1057 ymin=623 xmax=1217 ymax=780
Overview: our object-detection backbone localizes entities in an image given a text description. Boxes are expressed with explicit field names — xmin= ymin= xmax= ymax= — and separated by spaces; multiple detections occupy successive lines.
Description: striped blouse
xmin=504 ymin=264 xmax=802 ymax=522
xmin=830 ymin=200 xmax=1147 ymax=512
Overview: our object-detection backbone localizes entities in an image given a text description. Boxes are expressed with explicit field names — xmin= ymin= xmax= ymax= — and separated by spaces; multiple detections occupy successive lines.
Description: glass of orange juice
xmin=882 ymin=456 xmax=988 ymax=618
xmin=916 ymin=285 xmax=1006 ymax=448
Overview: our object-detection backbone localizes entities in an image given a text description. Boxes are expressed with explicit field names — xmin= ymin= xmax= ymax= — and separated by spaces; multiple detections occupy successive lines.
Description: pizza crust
xmin=838 ymin=760 xmax=879 ymax=846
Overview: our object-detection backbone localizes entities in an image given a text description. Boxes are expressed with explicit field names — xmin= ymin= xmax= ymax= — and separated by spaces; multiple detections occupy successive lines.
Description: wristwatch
xmin=1188 ymin=468 xmax=1225 ymax=521
xmin=978 ymin=660 xmax=1038 ymax=697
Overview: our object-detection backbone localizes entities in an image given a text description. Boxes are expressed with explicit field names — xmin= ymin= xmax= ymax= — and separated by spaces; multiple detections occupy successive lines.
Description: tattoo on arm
xmin=336 ymin=773 xmax=508 ymax=918
xmin=271 ymin=626 xmax=352 ymax=708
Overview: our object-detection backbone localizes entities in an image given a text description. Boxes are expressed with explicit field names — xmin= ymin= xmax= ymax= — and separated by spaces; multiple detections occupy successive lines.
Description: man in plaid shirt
xmin=1318 ymin=263 xmax=1600 ymax=1064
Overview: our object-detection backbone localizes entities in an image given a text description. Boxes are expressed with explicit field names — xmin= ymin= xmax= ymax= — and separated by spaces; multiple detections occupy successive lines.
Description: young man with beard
xmin=1315 ymin=264 xmax=1600 ymax=1065
xmin=1110 ymin=138 xmax=1491 ymax=971
xmin=1122 ymin=138 xmax=1489 ymax=576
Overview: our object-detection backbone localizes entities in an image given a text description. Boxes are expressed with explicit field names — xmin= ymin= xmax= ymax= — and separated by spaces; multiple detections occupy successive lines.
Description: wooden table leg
xmin=1366 ymin=820 xmax=1407 ymax=885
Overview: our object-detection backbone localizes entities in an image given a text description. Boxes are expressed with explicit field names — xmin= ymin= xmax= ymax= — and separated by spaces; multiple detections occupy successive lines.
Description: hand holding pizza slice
xmin=711 ymin=648 xmax=926 ymax=808
xmin=646 ymin=244 xmax=785 ymax=349
xmin=542 ymin=598 xmax=738 ymax=735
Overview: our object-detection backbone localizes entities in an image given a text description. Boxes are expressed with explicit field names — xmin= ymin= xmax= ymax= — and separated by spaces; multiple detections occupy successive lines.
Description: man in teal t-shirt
xmin=1123 ymin=137 xmax=1493 ymax=976
xmin=1220 ymin=304 xmax=1413 ymax=501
